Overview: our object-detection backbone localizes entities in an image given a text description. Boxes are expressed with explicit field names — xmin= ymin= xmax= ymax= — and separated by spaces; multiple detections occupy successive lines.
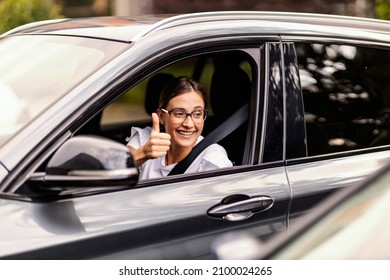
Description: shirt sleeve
xmin=126 ymin=126 xmax=152 ymax=148
xmin=198 ymin=144 xmax=233 ymax=171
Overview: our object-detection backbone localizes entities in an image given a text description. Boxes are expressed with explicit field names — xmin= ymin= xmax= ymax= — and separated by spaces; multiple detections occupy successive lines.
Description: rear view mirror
xmin=43 ymin=136 xmax=139 ymax=188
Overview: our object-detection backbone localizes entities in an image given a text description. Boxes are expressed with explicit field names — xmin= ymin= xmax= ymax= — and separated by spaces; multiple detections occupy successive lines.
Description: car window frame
xmin=284 ymin=37 xmax=390 ymax=161
xmin=95 ymin=45 xmax=263 ymax=183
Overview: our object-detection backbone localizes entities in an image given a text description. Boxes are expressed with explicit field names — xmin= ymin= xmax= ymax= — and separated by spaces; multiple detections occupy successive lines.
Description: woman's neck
xmin=165 ymin=146 xmax=193 ymax=165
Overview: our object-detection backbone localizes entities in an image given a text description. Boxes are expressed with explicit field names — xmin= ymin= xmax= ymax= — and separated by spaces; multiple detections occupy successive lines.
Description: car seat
xmin=209 ymin=66 xmax=252 ymax=165
xmin=144 ymin=73 xmax=175 ymax=115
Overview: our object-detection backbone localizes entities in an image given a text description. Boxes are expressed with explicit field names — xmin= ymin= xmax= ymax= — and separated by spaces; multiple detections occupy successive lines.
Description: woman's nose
xmin=182 ymin=114 xmax=194 ymax=127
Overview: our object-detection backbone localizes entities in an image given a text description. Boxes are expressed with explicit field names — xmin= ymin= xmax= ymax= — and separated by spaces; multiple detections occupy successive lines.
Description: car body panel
xmin=286 ymin=150 xmax=390 ymax=218
xmin=213 ymin=160 xmax=390 ymax=260
xmin=248 ymin=159 xmax=390 ymax=260
xmin=1 ymin=166 xmax=289 ymax=259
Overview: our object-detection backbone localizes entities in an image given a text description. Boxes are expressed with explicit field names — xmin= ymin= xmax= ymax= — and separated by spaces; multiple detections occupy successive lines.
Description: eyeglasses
xmin=160 ymin=108 xmax=208 ymax=123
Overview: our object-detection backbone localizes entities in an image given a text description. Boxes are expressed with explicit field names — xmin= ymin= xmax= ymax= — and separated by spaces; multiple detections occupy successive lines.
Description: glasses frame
xmin=160 ymin=107 xmax=208 ymax=123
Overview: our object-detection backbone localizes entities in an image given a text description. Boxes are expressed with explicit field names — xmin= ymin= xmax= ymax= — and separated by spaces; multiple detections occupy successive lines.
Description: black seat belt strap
xmin=168 ymin=102 xmax=249 ymax=176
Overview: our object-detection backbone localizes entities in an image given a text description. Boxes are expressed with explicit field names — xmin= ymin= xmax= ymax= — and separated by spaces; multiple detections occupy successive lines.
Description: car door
xmin=283 ymin=39 xmax=390 ymax=223
xmin=76 ymin=42 xmax=291 ymax=260
xmin=0 ymin=40 xmax=291 ymax=260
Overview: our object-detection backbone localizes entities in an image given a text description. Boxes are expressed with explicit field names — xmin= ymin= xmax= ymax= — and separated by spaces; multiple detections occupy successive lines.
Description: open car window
xmin=97 ymin=49 xmax=257 ymax=178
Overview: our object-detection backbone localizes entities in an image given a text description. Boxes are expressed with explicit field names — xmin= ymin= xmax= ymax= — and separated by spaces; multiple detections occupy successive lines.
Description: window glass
xmin=0 ymin=35 xmax=128 ymax=146
xmin=296 ymin=43 xmax=390 ymax=156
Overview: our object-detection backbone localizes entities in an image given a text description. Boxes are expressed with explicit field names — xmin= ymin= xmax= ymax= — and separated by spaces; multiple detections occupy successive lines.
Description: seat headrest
xmin=145 ymin=73 xmax=175 ymax=115
xmin=210 ymin=67 xmax=251 ymax=120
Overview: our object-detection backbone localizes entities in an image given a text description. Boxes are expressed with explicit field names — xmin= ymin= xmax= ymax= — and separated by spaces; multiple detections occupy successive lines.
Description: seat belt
xmin=168 ymin=102 xmax=249 ymax=176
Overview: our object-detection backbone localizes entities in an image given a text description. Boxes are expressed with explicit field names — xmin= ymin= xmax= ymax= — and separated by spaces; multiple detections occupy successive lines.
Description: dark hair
xmin=159 ymin=76 xmax=207 ymax=109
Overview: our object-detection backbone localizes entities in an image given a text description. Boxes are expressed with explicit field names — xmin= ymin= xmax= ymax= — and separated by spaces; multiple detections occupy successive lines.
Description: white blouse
xmin=127 ymin=127 xmax=232 ymax=180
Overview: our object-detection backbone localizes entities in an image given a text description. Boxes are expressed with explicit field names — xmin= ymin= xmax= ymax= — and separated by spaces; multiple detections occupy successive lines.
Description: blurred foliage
xmin=0 ymin=0 xmax=63 ymax=34
xmin=376 ymin=0 xmax=390 ymax=20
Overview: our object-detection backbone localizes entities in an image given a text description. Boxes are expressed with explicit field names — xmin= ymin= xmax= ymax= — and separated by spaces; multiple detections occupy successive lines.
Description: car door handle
xmin=207 ymin=194 xmax=274 ymax=221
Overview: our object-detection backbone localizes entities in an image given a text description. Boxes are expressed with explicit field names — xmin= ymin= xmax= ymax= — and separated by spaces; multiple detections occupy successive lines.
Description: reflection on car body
xmin=213 ymin=161 xmax=390 ymax=259
xmin=0 ymin=11 xmax=390 ymax=259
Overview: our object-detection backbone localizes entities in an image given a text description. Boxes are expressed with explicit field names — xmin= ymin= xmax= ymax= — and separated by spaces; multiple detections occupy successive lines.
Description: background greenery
xmin=1 ymin=0 xmax=390 ymax=35
xmin=377 ymin=0 xmax=390 ymax=20
xmin=0 ymin=0 xmax=63 ymax=34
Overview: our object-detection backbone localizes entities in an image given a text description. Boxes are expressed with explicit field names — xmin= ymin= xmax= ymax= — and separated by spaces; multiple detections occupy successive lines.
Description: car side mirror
xmin=43 ymin=135 xmax=139 ymax=189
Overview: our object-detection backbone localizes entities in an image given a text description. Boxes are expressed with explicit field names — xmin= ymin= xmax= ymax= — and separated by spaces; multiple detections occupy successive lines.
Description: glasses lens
xmin=171 ymin=109 xmax=187 ymax=119
xmin=169 ymin=109 xmax=206 ymax=123
xmin=191 ymin=110 xmax=205 ymax=120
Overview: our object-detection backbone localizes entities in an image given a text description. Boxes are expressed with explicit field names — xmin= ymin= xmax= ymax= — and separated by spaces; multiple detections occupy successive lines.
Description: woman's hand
xmin=129 ymin=113 xmax=171 ymax=166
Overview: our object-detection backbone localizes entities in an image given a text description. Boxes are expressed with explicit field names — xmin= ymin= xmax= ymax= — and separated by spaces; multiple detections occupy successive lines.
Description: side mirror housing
xmin=43 ymin=136 xmax=138 ymax=188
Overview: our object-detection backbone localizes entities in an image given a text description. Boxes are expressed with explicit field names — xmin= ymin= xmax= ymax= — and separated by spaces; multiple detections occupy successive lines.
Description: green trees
xmin=0 ymin=0 xmax=63 ymax=34
xmin=376 ymin=0 xmax=390 ymax=20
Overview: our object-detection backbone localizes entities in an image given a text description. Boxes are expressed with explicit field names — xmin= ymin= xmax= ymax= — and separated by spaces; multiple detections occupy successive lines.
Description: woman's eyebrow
xmin=169 ymin=107 xmax=186 ymax=110
xmin=170 ymin=106 xmax=204 ymax=111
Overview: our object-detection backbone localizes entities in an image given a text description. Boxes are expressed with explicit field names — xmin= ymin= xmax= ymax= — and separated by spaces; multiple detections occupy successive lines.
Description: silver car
xmin=1 ymin=11 xmax=390 ymax=259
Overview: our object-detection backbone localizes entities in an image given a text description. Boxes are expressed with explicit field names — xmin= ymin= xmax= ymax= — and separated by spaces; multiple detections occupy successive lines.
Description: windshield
xmin=272 ymin=167 xmax=390 ymax=259
xmin=0 ymin=35 xmax=128 ymax=146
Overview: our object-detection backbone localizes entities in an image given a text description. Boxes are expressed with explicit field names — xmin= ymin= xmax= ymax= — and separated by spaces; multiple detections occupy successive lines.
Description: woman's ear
xmin=156 ymin=108 xmax=165 ymax=125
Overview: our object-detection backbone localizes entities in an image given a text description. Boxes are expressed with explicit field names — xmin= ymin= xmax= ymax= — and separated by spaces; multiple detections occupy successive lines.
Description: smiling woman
xmin=127 ymin=76 xmax=232 ymax=180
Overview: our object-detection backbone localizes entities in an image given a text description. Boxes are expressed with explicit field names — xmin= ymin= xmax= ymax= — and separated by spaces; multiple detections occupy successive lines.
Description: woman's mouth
xmin=177 ymin=130 xmax=196 ymax=137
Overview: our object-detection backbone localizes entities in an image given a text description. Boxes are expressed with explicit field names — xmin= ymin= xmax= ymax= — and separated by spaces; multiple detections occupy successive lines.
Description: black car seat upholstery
xmin=209 ymin=66 xmax=252 ymax=165
xmin=145 ymin=73 xmax=175 ymax=115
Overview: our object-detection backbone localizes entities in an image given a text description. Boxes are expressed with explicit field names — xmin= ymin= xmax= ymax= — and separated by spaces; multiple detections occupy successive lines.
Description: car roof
xmin=1 ymin=16 xmax=157 ymax=43
xmin=3 ymin=11 xmax=390 ymax=43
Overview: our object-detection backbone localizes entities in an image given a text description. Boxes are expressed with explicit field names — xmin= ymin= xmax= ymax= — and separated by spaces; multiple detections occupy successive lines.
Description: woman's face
xmin=159 ymin=89 xmax=205 ymax=151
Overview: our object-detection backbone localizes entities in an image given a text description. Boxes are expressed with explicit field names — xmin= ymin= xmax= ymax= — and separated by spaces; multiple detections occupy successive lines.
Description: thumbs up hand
xmin=145 ymin=113 xmax=171 ymax=158
xmin=128 ymin=113 xmax=171 ymax=167
xmin=151 ymin=112 xmax=162 ymax=134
